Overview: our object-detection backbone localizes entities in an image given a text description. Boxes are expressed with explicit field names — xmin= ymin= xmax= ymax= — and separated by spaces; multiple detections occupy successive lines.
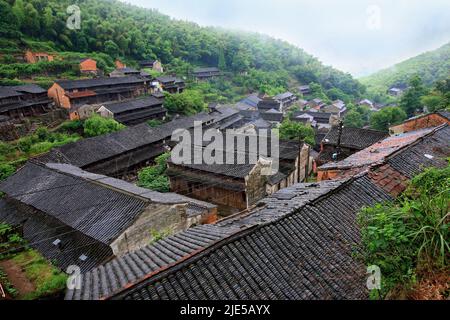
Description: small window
xmin=79 ymin=254 xmax=88 ymax=262
xmin=52 ymin=239 xmax=61 ymax=246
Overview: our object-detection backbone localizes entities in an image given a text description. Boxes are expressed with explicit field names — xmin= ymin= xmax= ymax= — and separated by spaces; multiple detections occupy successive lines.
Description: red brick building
xmin=389 ymin=111 xmax=450 ymax=135
xmin=24 ymin=50 xmax=54 ymax=63
xmin=79 ymin=58 xmax=98 ymax=74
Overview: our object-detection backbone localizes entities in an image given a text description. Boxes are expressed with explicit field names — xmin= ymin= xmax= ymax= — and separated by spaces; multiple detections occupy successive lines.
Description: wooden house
xmin=97 ymin=96 xmax=167 ymax=126
xmin=156 ymin=76 xmax=186 ymax=94
xmin=0 ymin=162 xmax=217 ymax=273
xmin=192 ymin=67 xmax=222 ymax=81
xmin=0 ymin=84 xmax=54 ymax=119
xmin=139 ymin=60 xmax=164 ymax=73
xmin=47 ymin=76 xmax=149 ymax=120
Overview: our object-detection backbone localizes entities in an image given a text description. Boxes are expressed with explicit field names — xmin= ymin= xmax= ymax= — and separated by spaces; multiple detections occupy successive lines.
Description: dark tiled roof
xmin=0 ymin=84 xmax=47 ymax=99
xmin=319 ymin=125 xmax=449 ymax=171
xmin=67 ymin=174 xmax=392 ymax=300
xmin=55 ymin=76 xmax=145 ymax=90
xmin=0 ymin=163 xmax=147 ymax=245
xmin=437 ymin=111 xmax=450 ymax=121
xmin=292 ymin=111 xmax=332 ymax=123
xmin=239 ymin=94 xmax=262 ymax=108
xmin=323 ymin=127 xmax=387 ymax=150
xmin=0 ymin=162 xmax=216 ymax=271
xmin=193 ymin=67 xmax=220 ymax=74
xmin=0 ymin=198 xmax=113 ymax=273
xmin=386 ymin=125 xmax=450 ymax=178
xmin=103 ymin=97 xmax=164 ymax=114
xmin=257 ymin=98 xmax=280 ymax=110
xmin=274 ymin=92 xmax=295 ymax=101
xmin=260 ymin=111 xmax=283 ymax=122
xmin=40 ymin=113 xmax=213 ymax=168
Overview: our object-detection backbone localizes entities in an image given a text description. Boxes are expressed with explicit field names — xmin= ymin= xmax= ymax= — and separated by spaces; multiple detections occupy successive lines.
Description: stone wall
xmin=110 ymin=203 xmax=187 ymax=256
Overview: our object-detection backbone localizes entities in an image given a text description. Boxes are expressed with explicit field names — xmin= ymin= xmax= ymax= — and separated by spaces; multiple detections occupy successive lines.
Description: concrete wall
xmin=110 ymin=203 xmax=187 ymax=256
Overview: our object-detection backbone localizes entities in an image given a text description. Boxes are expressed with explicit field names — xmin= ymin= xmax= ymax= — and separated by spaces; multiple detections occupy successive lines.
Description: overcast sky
xmin=120 ymin=0 xmax=450 ymax=77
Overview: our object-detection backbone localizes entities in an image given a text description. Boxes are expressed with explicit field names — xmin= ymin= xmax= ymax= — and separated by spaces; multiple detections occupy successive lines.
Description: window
xmin=79 ymin=254 xmax=88 ymax=262
xmin=52 ymin=239 xmax=61 ymax=246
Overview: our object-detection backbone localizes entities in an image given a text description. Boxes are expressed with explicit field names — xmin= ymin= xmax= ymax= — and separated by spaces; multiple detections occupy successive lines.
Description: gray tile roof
xmin=55 ymin=76 xmax=146 ymax=90
xmin=67 ymin=174 xmax=392 ymax=300
xmin=40 ymin=113 xmax=214 ymax=169
xmin=323 ymin=127 xmax=388 ymax=150
xmin=103 ymin=96 xmax=164 ymax=114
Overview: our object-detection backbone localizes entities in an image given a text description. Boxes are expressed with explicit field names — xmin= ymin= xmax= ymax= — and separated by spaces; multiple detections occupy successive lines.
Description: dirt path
xmin=0 ymin=260 xmax=35 ymax=299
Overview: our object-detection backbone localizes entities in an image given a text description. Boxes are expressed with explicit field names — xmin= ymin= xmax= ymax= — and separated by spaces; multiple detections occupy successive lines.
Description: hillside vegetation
xmin=0 ymin=0 xmax=364 ymax=101
xmin=360 ymin=42 xmax=450 ymax=93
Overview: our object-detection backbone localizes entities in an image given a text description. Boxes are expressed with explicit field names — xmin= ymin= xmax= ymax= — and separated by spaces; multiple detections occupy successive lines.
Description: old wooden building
xmin=317 ymin=125 xmax=449 ymax=182
xmin=139 ymin=60 xmax=164 ymax=73
xmin=274 ymin=91 xmax=297 ymax=111
xmin=167 ymin=138 xmax=311 ymax=215
xmin=39 ymin=113 xmax=215 ymax=178
xmin=0 ymin=161 xmax=217 ymax=273
xmin=48 ymin=76 xmax=149 ymax=120
xmin=97 ymin=96 xmax=167 ymax=126
xmin=156 ymin=76 xmax=186 ymax=94
xmin=257 ymin=98 xmax=282 ymax=113
xmin=318 ymin=126 xmax=388 ymax=164
xmin=0 ymin=84 xmax=54 ymax=119
xmin=192 ymin=67 xmax=222 ymax=81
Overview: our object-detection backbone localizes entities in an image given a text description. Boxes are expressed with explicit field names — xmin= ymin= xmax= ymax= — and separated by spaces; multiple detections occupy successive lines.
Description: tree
xmin=137 ymin=153 xmax=171 ymax=192
xmin=370 ymin=107 xmax=407 ymax=132
xmin=343 ymin=110 xmax=364 ymax=128
xmin=0 ymin=0 xmax=19 ymax=38
xmin=279 ymin=120 xmax=315 ymax=145
xmin=400 ymin=75 xmax=426 ymax=117
xmin=83 ymin=115 xmax=125 ymax=137
xmin=163 ymin=90 xmax=206 ymax=115
xmin=104 ymin=40 xmax=121 ymax=58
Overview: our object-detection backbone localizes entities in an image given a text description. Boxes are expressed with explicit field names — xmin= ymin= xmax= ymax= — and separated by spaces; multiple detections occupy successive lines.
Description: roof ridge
xmin=106 ymin=174 xmax=366 ymax=300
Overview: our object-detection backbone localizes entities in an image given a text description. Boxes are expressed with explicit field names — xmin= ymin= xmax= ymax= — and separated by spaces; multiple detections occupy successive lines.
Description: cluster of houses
xmin=60 ymin=113 xmax=448 ymax=300
xmin=1 ymin=51 xmax=449 ymax=300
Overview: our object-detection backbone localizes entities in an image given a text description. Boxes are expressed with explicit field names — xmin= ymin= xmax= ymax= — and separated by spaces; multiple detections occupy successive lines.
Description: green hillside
xmin=0 ymin=0 xmax=364 ymax=101
xmin=360 ymin=42 xmax=450 ymax=92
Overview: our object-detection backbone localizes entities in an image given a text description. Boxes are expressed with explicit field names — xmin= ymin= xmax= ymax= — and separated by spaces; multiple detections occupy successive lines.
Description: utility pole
xmin=298 ymin=133 xmax=303 ymax=183
xmin=334 ymin=120 xmax=344 ymax=161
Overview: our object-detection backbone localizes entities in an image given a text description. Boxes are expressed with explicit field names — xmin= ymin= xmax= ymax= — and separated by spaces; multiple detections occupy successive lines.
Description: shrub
xmin=137 ymin=153 xmax=171 ymax=192
xmin=358 ymin=165 xmax=450 ymax=298
xmin=83 ymin=115 xmax=125 ymax=137
xmin=0 ymin=164 xmax=15 ymax=181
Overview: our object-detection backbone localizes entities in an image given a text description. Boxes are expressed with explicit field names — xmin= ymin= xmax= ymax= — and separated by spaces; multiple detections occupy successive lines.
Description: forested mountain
xmin=0 ymin=0 xmax=364 ymax=100
xmin=360 ymin=42 xmax=450 ymax=92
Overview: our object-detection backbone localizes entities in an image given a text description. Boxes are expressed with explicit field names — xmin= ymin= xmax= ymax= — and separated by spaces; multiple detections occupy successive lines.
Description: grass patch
xmin=11 ymin=250 xmax=67 ymax=300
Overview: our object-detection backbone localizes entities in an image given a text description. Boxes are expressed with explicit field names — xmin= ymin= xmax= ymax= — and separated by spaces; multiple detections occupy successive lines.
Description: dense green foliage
xmin=399 ymin=75 xmax=427 ymax=117
xmin=421 ymin=78 xmax=450 ymax=113
xmin=83 ymin=115 xmax=125 ymax=137
xmin=278 ymin=119 xmax=315 ymax=145
xmin=358 ymin=165 xmax=449 ymax=299
xmin=369 ymin=107 xmax=407 ymax=132
xmin=0 ymin=0 xmax=364 ymax=100
xmin=343 ymin=110 xmax=364 ymax=128
xmin=360 ymin=42 xmax=450 ymax=93
xmin=137 ymin=152 xmax=170 ymax=192
xmin=0 ymin=127 xmax=80 ymax=181
xmin=163 ymin=90 xmax=207 ymax=115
